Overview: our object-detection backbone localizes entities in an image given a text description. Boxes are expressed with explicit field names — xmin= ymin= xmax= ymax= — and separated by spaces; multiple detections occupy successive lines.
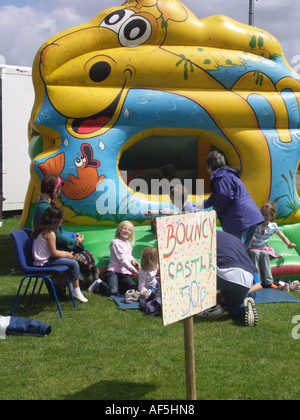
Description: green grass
xmin=1 ymin=216 xmax=300 ymax=400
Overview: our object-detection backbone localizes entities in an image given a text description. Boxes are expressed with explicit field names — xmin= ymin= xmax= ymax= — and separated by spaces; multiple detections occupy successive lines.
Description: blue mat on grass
xmin=109 ymin=290 xmax=300 ymax=308
xmin=255 ymin=288 xmax=300 ymax=304
xmin=109 ymin=294 xmax=140 ymax=310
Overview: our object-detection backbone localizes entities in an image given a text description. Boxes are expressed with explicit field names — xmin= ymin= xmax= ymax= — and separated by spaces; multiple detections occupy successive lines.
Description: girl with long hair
xmin=32 ymin=206 xmax=88 ymax=302
xmin=33 ymin=173 xmax=101 ymax=285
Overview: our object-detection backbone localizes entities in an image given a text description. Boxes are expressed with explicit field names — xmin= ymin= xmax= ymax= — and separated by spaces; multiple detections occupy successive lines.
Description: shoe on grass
xmin=244 ymin=297 xmax=258 ymax=327
xmin=88 ymin=279 xmax=101 ymax=293
xmin=195 ymin=304 xmax=223 ymax=319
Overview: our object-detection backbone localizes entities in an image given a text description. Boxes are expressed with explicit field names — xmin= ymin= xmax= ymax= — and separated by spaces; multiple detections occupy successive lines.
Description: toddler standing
xmin=250 ymin=202 xmax=296 ymax=288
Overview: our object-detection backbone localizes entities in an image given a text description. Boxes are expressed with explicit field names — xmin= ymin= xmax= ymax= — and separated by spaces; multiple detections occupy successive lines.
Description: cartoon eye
xmin=118 ymin=16 xmax=152 ymax=47
xmin=89 ymin=61 xmax=111 ymax=83
xmin=75 ymin=154 xmax=86 ymax=167
xmin=100 ymin=9 xmax=135 ymax=33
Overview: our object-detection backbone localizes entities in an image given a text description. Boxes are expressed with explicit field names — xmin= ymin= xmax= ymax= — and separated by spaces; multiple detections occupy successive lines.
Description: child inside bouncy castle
xmin=249 ymin=202 xmax=296 ymax=289
xmin=145 ymin=183 xmax=199 ymax=216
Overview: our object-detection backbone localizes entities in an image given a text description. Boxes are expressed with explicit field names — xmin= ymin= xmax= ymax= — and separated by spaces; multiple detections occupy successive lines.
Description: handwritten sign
xmin=156 ymin=211 xmax=216 ymax=326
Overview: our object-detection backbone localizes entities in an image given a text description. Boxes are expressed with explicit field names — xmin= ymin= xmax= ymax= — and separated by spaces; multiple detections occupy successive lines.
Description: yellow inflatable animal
xmin=22 ymin=0 xmax=300 ymax=227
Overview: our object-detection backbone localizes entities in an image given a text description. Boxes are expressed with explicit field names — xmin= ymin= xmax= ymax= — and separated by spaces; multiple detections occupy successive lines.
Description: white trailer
xmin=0 ymin=65 xmax=33 ymax=214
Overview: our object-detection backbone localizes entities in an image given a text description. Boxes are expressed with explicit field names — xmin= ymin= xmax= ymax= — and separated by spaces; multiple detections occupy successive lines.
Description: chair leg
xmin=65 ymin=275 xmax=77 ymax=309
xmin=33 ymin=278 xmax=45 ymax=307
xmin=40 ymin=276 xmax=63 ymax=319
xmin=23 ymin=277 xmax=32 ymax=298
xmin=10 ymin=275 xmax=32 ymax=316
xmin=29 ymin=276 xmax=39 ymax=305
xmin=11 ymin=274 xmax=64 ymax=319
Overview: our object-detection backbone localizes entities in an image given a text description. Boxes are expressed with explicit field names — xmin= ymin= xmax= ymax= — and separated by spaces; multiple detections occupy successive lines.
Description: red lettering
xmin=176 ymin=223 xmax=186 ymax=245
xmin=168 ymin=262 xmax=175 ymax=278
xmin=209 ymin=216 xmax=215 ymax=250
xmin=176 ymin=262 xmax=184 ymax=277
xmin=185 ymin=261 xmax=192 ymax=278
xmin=203 ymin=217 xmax=208 ymax=238
xmin=164 ymin=224 xmax=176 ymax=258
xmin=194 ymin=221 xmax=202 ymax=241
xmin=185 ymin=224 xmax=194 ymax=243
xmin=209 ymin=252 xmax=214 ymax=269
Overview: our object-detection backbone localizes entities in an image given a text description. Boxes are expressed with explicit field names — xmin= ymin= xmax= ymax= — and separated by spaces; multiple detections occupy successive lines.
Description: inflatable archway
xmin=20 ymin=0 xmax=300 ymax=277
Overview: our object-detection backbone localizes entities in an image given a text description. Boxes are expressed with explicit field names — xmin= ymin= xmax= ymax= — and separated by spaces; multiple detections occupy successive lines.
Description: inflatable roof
xmin=21 ymin=0 xmax=300 ymax=227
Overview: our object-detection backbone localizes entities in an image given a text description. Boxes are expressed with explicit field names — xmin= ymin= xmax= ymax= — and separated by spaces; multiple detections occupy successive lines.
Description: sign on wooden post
xmin=156 ymin=210 xmax=217 ymax=400
xmin=156 ymin=210 xmax=217 ymax=326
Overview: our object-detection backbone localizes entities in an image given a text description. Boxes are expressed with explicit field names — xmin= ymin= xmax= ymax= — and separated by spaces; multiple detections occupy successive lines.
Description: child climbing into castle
xmin=146 ymin=183 xmax=199 ymax=216
xmin=32 ymin=206 xmax=88 ymax=303
xmin=249 ymin=202 xmax=296 ymax=288
xmin=138 ymin=247 xmax=159 ymax=297
xmin=169 ymin=184 xmax=199 ymax=213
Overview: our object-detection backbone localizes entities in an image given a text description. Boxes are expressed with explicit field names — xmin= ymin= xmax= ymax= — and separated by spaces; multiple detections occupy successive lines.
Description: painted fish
xmin=38 ymin=143 xmax=104 ymax=200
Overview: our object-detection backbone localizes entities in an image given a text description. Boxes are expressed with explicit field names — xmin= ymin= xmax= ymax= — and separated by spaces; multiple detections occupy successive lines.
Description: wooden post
xmin=184 ymin=316 xmax=196 ymax=400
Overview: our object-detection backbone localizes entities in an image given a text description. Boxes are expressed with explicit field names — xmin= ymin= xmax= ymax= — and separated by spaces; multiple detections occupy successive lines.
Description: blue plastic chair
xmin=10 ymin=229 xmax=77 ymax=318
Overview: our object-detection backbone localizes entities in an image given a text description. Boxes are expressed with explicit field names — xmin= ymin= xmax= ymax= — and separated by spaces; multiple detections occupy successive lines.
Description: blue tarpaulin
xmin=0 ymin=316 xmax=51 ymax=339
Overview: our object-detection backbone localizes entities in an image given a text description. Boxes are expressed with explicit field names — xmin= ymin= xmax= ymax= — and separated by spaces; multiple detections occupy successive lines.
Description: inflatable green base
xmin=268 ymin=223 xmax=300 ymax=280
xmin=63 ymin=224 xmax=157 ymax=277
xmin=62 ymin=222 xmax=300 ymax=281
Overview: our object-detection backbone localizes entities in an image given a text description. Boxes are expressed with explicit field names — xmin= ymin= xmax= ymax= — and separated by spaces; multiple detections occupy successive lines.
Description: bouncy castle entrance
xmin=119 ymin=135 xmax=213 ymax=196
xmin=118 ymin=134 xmax=235 ymax=198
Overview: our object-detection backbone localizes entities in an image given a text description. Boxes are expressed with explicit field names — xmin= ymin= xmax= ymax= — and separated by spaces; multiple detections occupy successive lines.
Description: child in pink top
xmin=106 ymin=221 xmax=140 ymax=295
xmin=88 ymin=221 xmax=140 ymax=295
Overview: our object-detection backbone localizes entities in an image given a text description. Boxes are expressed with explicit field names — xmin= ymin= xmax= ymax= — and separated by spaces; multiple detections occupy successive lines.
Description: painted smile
xmin=71 ymin=90 xmax=123 ymax=135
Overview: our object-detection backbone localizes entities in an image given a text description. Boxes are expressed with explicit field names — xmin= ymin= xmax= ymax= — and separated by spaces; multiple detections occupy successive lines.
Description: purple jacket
xmin=204 ymin=167 xmax=264 ymax=235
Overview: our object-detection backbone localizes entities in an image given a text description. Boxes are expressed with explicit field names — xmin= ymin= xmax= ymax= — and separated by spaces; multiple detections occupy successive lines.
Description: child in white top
xmin=138 ymin=247 xmax=159 ymax=294
xmin=32 ymin=206 xmax=88 ymax=302
xmin=250 ymin=202 xmax=296 ymax=288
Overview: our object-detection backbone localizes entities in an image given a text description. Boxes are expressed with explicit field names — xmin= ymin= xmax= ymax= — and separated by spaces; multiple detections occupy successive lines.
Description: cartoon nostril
xmin=89 ymin=61 xmax=111 ymax=83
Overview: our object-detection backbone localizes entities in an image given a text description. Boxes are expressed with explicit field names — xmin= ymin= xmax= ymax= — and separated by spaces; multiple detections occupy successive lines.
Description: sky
xmin=0 ymin=0 xmax=299 ymax=74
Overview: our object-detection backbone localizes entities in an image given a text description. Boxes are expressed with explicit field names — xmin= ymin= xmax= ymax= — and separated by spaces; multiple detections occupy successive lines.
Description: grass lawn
xmin=0 ymin=216 xmax=300 ymax=400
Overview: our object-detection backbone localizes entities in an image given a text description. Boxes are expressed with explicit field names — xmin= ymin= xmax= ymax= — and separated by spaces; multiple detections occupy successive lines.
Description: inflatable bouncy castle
xmin=21 ymin=0 xmax=300 ymax=278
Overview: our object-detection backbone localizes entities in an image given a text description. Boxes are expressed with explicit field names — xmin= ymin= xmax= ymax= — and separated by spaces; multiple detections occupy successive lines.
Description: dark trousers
xmin=217 ymin=276 xmax=250 ymax=321
xmin=106 ymin=271 xmax=137 ymax=295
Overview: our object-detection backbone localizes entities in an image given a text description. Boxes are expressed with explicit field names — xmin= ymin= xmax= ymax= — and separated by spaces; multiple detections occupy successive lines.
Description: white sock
xmin=72 ymin=287 xmax=88 ymax=303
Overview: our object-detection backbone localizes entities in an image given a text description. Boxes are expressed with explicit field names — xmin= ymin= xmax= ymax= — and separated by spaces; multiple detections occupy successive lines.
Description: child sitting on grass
xmin=89 ymin=221 xmax=140 ymax=296
xmin=138 ymin=247 xmax=159 ymax=297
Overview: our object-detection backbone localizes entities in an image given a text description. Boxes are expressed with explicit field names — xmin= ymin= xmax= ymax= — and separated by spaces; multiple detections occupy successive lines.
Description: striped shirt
xmin=251 ymin=222 xmax=279 ymax=248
